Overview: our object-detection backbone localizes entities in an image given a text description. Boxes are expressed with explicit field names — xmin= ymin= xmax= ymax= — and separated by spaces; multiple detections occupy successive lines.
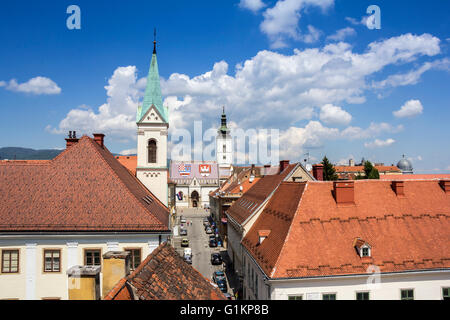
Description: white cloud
xmin=239 ymin=0 xmax=266 ymax=13
xmin=326 ymin=27 xmax=356 ymax=41
xmin=373 ymin=58 xmax=450 ymax=89
xmin=302 ymin=25 xmax=322 ymax=43
xmin=260 ymin=0 xmax=334 ymax=48
xmin=119 ymin=148 xmax=137 ymax=155
xmin=364 ymin=138 xmax=396 ymax=148
xmin=52 ymin=33 xmax=441 ymax=156
xmin=393 ymin=99 xmax=423 ymax=118
xmin=345 ymin=17 xmax=360 ymax=25
xmin=48 ymin=66 xmax=140 ymax=140
xmin=340 ymin=122 xmax=403 ymax=140
xmin=1 ymin=76 xmax=61 ymax=95
xmin=319 ymin=104 xmax=352 ymax=125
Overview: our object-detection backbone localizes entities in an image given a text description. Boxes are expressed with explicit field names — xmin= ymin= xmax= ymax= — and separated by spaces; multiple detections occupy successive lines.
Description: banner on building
xmin=199 ymin=164 xmax=211 ymax=177
xmin=178 ymin=163 xmax=191 ymax=176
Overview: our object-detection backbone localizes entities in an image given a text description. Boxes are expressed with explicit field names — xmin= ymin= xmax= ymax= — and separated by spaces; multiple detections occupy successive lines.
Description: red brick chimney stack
xmin=333 ymin=181 xmax=355 ymax=205
xmin=312 ymin=164 xmax=324 ymax=181
xmin=392 ymin=180 xmax=405 ymax=196
xmin=65 ymin=131 xmax=79 ymax=148
xmin=93 ymin=133 xmax=105 ymax=148
xmin=439 ymin=180 xmax=450 ymax=194
xmin=279 ymin=160 xmax=290 ymax=174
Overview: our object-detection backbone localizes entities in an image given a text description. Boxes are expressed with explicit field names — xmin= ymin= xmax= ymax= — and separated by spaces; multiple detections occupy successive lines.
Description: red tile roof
xmin=104 ymin=242 xmax=226 ymax=300
xmin=380 ymin=174 xmax=450 ymax=180
xmin=334 ymin=165 xmax=401 ymax=173
xmin=243 ymin=180 xmax=450 ymax=279
xmin=0 ymin=136 xmax=169 ymax=232
xmin=115 ymin=155 xmax=137 ymax=176
xmin=226 ymin=164 xmax=297 ymax=225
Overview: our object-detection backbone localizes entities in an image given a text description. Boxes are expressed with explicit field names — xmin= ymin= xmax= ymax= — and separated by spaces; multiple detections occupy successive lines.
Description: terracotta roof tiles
xmin=226 ymin=164 xmax=297 ymax=225
xmin=0 ymin=136 xmax=169 ymax=232
xmin=243 ymin=180 xmax=450 ymax=279
xmin=104 ymin=242 xmax=226 ymax=300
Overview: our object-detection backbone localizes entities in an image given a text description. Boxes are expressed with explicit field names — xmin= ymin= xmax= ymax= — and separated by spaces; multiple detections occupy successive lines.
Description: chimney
xmin=312 ymin=164 xmax=324 ymax=181
xmin=67 ymin=265 xmax=101 ymax=300
xmin=249 ymin=164 xmax=255 ymax=182
xmin=93 ymin=133 xmax=105 ymax=148
xmin=392 ymin=180 xmax=405 ymax=196
xmin=65 ymin=131 xmax=79 ymax=148
xmin=264 ymin=164 xmax=271 ymax=176
xmin=333 ymin=181 xmax=355 ymax=205
xmin=439 ymin=180 xmax=450 ymax=194
xmin=258 ymin=230 xmax=271 ymax=245
xmin=101 ymin=251 xmax=130 ymax=299
xmin=279 ymin=160 xmax=290 ymax=174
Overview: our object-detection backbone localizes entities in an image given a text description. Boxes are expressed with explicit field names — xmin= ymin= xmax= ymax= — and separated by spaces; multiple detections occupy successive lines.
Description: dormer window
xmin=361 ymin=246 xmax=370 ymax=257
xmin=353 ymin=238 xmax=371 ymax=258
xmin=258 ymin=230 xmax=271 ymax=245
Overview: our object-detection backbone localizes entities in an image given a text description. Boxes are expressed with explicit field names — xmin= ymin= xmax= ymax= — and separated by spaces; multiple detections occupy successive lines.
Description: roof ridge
xmin=85 ymin=137 xmax=168 ymax=228
xmin=271 ymin=182 xmax=307 ymax=278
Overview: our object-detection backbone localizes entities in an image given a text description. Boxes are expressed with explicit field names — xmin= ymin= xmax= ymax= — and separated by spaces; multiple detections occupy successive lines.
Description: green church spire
xmin=137 ymin=33 xmax=168 ymax=123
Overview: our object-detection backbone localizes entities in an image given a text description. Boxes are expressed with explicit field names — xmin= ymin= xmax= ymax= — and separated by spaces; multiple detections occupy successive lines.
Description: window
xmin=223 ymin=145 xmax=226 ymax=152
xmin=322 ymin=293 xmax=336 ymax=300
xmin=44 ymin=250 xmax=60 ymax=272
xmin=443 ymin=288 xmax=450 ymax=300
xmin=223 ymin=155 xmax=226 ymax=160
xmin=288 ymin=295 xmax=303 ymax=300
xmin=125 ymin=249 xmax=141 ymax=271
xmin=84 ymin=249 xmax=101 ymax=266
xmin=147 ymin=139 xmax=157 ymax=163
xmin=2 ymin=250 xmax=19 ymax=273
xmin=401 ymin=289 xmax=414 ymax=300
xmin=362 ymin=247 xmax=370 ymax=257
xmin=356 ymin=292 xmax=370 ymax=300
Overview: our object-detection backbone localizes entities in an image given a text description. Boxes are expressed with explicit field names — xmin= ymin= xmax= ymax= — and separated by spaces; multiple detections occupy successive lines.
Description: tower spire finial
xmin=153 ymin=28 xmax=157 ymax=54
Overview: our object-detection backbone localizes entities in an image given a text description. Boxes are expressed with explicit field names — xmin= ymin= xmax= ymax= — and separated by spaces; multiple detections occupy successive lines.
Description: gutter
xmin=266 ymin=268 xmax=450 ymax=283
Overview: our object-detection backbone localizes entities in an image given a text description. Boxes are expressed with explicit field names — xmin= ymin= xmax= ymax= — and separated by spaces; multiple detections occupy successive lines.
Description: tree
xmin=363 ymin=160 xmax=380 ymax=179
xmin=321 ymin=156 xmax=338 ymax=181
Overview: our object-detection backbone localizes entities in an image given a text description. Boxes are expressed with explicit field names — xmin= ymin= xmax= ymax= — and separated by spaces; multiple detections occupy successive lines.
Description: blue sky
xmin=0 ymin=0 xmax=449 ymax=172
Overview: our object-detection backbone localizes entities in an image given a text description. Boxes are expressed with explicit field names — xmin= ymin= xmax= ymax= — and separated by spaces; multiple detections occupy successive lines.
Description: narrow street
xmin=172 ymin=207 xmax=234 ymax=297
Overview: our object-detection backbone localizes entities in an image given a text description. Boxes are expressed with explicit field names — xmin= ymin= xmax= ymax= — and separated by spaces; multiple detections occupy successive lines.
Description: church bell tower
xmin=136 ymin=36 xmax=169 ymax=206
xmin=216 ymin=107 xmax=232 ymax=172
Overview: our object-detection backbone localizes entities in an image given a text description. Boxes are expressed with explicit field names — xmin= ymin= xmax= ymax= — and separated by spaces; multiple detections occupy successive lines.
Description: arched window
xmin=148 ymin=139 xmax=157 ymax=163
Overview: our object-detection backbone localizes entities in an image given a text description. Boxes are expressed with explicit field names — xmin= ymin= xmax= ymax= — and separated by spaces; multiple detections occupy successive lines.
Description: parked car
xmin=184 ymin=255 xmax=192 ymax=264
xmin=180 ymin=216 xmax=186 ymax=224
xmin=209 ymin=235 xmax=216 ymax=241
xmin=209 ymin=239 xmax=217 ymax=247
xmin=216 ymin=279 xmax=228 ymax=293
xmin=206 ymin=227 xmax=213 ymax=234
xmin=204 ymin=223 xmax=211 ymax=230
xmin=213 ymin=270 xmax=226 ymax=283
xmin=184 ymin=248 xmax=192 ymax=257
xmin=181 ymin=238 xmax=189 ymax=247
xmin=203 ymin=218 xmax=209 ymax=226
xmin=211 ymin=253 xmax=222 ymax=265
xmin=180 ymin=228 xmax=187 ymax=236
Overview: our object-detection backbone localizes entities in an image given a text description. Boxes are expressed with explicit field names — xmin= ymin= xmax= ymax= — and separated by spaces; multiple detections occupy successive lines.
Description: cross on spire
xmin=153 ymin=28 xmax=157 ymax=54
